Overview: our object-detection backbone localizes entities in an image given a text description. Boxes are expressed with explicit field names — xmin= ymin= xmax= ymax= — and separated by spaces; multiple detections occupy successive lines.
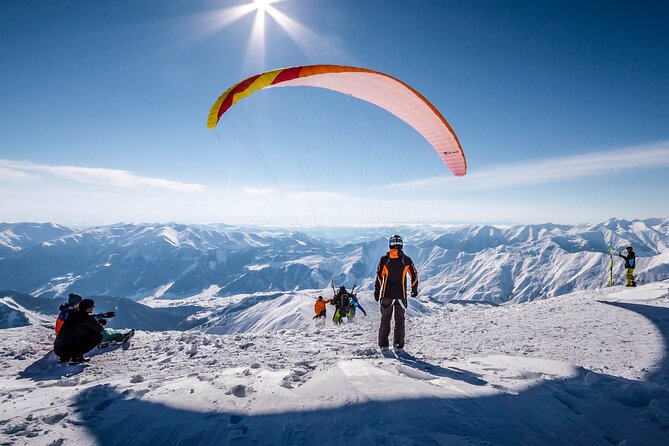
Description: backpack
xmin=340 ymin=294 xmax=350 ymax=309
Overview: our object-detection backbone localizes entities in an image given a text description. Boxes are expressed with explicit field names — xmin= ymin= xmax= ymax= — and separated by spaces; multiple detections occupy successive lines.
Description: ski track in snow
xmin=1 ymin=283 xmax=669 ymax=445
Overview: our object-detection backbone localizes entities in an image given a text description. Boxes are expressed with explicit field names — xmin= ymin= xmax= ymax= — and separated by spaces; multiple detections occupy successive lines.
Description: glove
xmin=374 ymin=292 xmax=379 ymax=302
xmin=102 ymin=311 xmax=116 ymax=318
xmin=98 ymin=318 xmax=107 ymax=326
xmin=411 ymin=290 xmax=418 ymax=297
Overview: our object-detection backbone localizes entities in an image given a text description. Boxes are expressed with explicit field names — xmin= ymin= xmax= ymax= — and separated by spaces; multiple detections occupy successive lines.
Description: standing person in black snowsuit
xmin=374 ymin=235 xmax=418 ymax=350
xmin=619 ymin=245 xmax=637 ymax=287
xmin=53 ymin=299 xmax=104 ymax=363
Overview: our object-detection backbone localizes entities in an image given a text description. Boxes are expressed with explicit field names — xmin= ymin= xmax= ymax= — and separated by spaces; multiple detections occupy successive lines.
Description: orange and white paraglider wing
xmin=207 ymin=64 xmax=466 ymax=176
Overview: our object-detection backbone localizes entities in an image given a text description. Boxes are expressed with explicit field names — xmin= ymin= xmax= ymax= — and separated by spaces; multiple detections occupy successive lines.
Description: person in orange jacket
xmin=55 ymin=293 xmax=83 ymax=335
xmin=313 ymin=295 xmax=332 ymax=320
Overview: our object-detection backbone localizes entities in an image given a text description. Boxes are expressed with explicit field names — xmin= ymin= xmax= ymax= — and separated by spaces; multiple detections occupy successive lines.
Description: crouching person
xmin=54 ymin=298 xmax=103 ymax=364
xmin=56 ymin=293 xmax=132 ymax=346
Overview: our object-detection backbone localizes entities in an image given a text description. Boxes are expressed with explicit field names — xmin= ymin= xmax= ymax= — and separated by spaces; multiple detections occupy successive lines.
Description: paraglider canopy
xmin=207 ymin=64 xmax=467 ymax=176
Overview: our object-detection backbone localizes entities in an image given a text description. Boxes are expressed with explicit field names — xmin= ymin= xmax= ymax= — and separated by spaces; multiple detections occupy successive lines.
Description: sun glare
xmin=191 ymin=0 xmax=340 ymax=69
xmin=253 ymin=0 xmax=276 ymax=12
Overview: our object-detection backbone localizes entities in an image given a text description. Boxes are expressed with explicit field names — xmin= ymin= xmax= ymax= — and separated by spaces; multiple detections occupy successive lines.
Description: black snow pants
xmin=378 ymin=298 xmax=405 ymax=348
xmin=54 ymin=332 xmax=103 ymax=360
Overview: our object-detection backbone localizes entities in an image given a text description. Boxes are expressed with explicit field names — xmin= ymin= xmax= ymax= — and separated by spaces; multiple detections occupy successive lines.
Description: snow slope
xmin=2 ymin=282 xmax=669 ymax=445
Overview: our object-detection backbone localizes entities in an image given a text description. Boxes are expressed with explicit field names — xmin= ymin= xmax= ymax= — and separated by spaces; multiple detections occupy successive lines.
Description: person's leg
xmin=54 ymin=342 xmax=74 ymax=362
xmin=393 ymin=301 xmax=406 ymax=349
xmin=101 ymin=329 xmax=125 ymax=343
xmin=333 ymin=309 xmax=341 ymax=325
xmin=73 ymin=333 xmax=104 ymax=358
xmin=378 ymin=299 xmax=394 ymax=347
xmin=626 ymin=268 xmax=634 ymax=286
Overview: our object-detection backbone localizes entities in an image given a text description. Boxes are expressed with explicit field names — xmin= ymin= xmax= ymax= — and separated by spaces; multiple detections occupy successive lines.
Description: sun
xmin=253 ymin=0 xmax=278 ymax=13
xmin=192 ymin=0 xmax=339 ymax=67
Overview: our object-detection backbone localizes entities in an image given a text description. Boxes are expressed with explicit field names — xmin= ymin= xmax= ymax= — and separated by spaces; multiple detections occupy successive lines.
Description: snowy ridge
xmin=0 ymin=291 xmax=205 ymax=332
xmin=0 ymin=297 xmax=51 ymax=329
xmin=0 ymin=218 xmax=667 ymax=304
xmin=0 ymin=222 xmax=73 ymax=255
xmin=1 ymin=283 xmax=668 ymax=444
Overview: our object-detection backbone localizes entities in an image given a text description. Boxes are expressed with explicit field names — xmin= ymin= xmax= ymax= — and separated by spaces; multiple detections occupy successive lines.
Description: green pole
xmin=609 ymin=247 xmax=613 ymax=287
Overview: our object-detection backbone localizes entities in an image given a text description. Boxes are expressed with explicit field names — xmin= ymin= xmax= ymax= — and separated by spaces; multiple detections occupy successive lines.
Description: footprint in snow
xmin=228 ymin=425 xmax=249 ymax=439
xmin=229 ymin=414 xmax=244 ymax=425
xmin=281 ymin=362 xmax=316 ymax=388
xmin=353 ymin=346 xmax=377 ymax=357
xmin=227 ymin=384 xmax=250 ymax=398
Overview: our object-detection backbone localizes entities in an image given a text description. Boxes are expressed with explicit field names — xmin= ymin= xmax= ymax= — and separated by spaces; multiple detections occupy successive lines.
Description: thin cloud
xmin=0 ymin=159 xmax=203 ymax=192
xmin=288 ymin=190 xmax=346 ymax=201
xmin=0 ymin=165 xmax=35 ymax=182
xmin=243 ymin=187 xmax=274 ymax=196
xmin=392 ymin=141 xmax=669 ymax=191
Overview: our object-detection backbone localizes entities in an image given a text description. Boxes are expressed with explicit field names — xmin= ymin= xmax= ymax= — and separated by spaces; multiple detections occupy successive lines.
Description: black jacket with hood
xmin=54 ymin=308 xmax=104 ymax=350
xmin=619 ymin=250 xmax=636 ymax=269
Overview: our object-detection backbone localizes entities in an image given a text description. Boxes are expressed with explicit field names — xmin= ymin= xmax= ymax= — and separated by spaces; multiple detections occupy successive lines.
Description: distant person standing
xmin=331 ymin=286 xmax=353 ymax=325
xmin=374 ymin=235 xmax=418 ymax=350
xmin=619 ymin=245 xmax=637 ymax=287
xmin=313 ymin=296 xmax=332 ymax=320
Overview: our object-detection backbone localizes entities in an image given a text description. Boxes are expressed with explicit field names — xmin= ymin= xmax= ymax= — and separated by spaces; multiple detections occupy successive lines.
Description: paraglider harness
xmin=330 ymin=284 xmax=366 ymax=324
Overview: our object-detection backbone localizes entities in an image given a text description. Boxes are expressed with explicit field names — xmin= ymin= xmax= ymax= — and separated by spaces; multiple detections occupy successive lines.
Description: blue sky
xmin=1 ymin=0 xmax=668 ymax=226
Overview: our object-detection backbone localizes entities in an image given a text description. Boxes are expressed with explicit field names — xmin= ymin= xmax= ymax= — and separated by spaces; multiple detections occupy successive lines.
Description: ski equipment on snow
xmin=98 ymin=329 xmax=135 ymax=349
xmin=609 ymin=247 xmax=613 ymax=287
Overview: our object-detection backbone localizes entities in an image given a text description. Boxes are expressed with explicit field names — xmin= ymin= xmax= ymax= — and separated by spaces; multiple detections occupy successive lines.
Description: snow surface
xmin=2 ymin=282 xmax=669 ymax=445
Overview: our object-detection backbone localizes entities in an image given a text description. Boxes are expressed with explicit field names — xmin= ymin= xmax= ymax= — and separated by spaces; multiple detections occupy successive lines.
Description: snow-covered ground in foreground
xmin=2 ymin=283 xmax=669 ymax=445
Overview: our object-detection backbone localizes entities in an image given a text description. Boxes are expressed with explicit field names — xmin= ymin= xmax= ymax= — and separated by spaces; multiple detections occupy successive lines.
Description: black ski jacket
xmin=374 ymin=249 xmax=418 ymax=303
xmin=332 ymin=288 xmax=352 ymax=311
xmin=619 ymin=250 xmax=636 ymax=269
xmin=54 ymin=309 xmax=104 ymax=350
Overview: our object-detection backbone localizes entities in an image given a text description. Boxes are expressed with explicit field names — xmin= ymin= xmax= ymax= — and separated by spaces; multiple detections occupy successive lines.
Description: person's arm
xmin=408 ymin=258 xmax=419 ymax=297
xmin=83 ymin=315 xmax=104 ymax=334
xmin=374 ymin=258 xmax=384 ymax=301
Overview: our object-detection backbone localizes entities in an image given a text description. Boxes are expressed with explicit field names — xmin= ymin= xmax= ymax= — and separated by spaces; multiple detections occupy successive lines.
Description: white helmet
xmin=389 ymin=234 xmax=403 ymax=249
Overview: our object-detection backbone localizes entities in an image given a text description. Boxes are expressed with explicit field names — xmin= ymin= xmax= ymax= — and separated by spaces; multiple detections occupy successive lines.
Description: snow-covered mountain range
xmin=1 ymin=219 xmax=668 ymax=306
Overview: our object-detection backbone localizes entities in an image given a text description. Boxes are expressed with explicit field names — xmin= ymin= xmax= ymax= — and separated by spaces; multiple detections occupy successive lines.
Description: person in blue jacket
xmin=347 ymin=294 xmax=367 ymax=320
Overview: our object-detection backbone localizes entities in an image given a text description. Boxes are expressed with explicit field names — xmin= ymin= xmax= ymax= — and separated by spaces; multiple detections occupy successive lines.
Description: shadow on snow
xmin=63 ymin=303 xmax=669 ymax=445
xmin=18 ymin=344 xmax=129 ymax=382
